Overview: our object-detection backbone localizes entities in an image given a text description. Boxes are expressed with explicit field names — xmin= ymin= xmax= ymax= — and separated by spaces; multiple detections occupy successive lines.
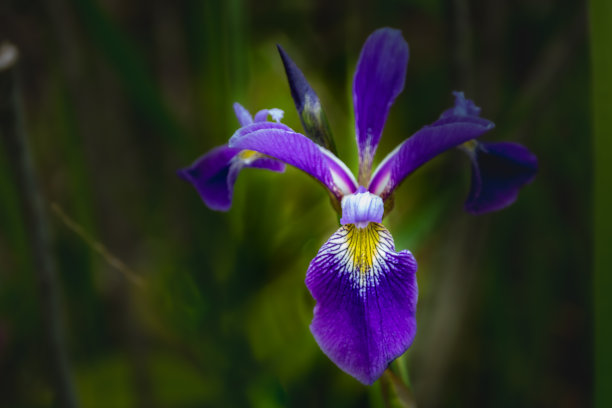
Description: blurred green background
xmin=0 ymin=0 xmax=593 ymax=407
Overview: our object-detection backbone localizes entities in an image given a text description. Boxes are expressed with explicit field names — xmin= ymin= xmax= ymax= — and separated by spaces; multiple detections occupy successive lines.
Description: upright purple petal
xmin=229 ymin=123 xmax=358 ymax=199
xmin=369 ymin=95 xmax=494 ymax=200
xmin=464 ymin=141 xmax=537 ymax=214
xmin=353 ymin=28 xmax=409 ymax=183
xmin=306 ymin=223 xmax=418 ymax=385
xmin=178 ymin=145 xmax=285 ymax=211
xmin=233 ymin=102 xmax=253 ymax=126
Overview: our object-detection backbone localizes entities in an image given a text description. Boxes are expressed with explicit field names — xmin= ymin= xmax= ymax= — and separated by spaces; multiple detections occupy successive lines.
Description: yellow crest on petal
xmin=314 ymin=222 xmax=400 ymax=298
xmin=345 ymin=223 xmax=383 ymax=275
xmin=239 ymin=149 xmax=258 ymax=160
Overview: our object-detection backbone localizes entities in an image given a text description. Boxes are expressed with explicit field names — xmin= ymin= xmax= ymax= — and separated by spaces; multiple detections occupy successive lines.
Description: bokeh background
xmin=0 ymin=0 xmax=592 ymax=407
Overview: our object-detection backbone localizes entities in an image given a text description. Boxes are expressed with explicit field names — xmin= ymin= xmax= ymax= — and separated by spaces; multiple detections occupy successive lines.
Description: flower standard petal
xmin=463 ymin=141 xmax=537 ymax=214
xmin=229 ymin=123 xmax=358 ymax=199
xmin=233 ymin=102 xmax=253 ymax=126
xmin=306 ymin=222 xmax=418 ymax=385
xmin=353 ymin=28 xmax=409 ymax=184
xmin=369 ymin=97 xmax=495 ymax=200
xmin=178 ymin=145 xmax=285 ymax=211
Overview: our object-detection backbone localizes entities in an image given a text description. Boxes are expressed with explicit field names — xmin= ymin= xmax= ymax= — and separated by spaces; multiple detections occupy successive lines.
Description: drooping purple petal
xmin=277 ymin=44 xmax=337 ymax=153
xmin=369 ymin=95 xmax=495 ymax=200
xmin=306 ymin=223 xmax=418 ymax=385
xmin=178 ymin=145 xmax=285 ymax=211
xmin=229 ymin=123 xmax=358 ymax=199
xmin=233 ymin=102 xmax=253 ymax=126
xmin=464 ymin=141 xmax=537 ymax=214
xmin=353 ymin=28 xmax=409 ymax=183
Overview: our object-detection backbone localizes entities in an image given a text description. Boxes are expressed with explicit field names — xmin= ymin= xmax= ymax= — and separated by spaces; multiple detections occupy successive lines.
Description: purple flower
xmin=180 ymin=28 xmax=537 ymax=385
xmin=177 ymin=103 xmax=286 ymax=211
xmin=449 ymin=92 xmax=538 ymax=214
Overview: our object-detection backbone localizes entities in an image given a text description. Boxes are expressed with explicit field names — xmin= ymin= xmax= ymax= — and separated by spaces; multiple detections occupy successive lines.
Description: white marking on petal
xmin=311 ymin=223 xmax=399 ymax=298
xmin=317 ymin=146 xmax=358 ymax=195
xmin=369 ymin=141 xmax=402 ymax=195
xmin=340 ymin=188 xmax=384 ymax=226
xmin=268 ymin=108 xmax=284 ymax=123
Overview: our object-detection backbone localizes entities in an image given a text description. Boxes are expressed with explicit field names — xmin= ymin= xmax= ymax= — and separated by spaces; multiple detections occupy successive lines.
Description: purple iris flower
xmin=446 ymin=91 xmax=538 ymax=214
xmin=177 ymin=103 xmax=286 ymax=211
xmin=180 ymin=27 xmax=537 ymax=385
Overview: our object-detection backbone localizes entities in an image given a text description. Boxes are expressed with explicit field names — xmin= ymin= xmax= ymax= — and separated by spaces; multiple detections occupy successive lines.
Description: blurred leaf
xmin=150 ymin=352 xmax=221 ymax=405
xmin=77 ymin=356 xmax=134 ymax=408
xmin=71 ymin=0 xmax=188 ymax=148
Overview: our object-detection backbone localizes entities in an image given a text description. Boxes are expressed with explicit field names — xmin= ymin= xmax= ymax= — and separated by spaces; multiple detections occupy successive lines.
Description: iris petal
xmin=306 ymin=223 xmax=418 ymax=385
xmin=353 ymin=28 xmax=409 ymax=183
xmin=229 ymin=124 xmax=358 ymax=199
xmin=179 ymin=103 xmax=289 ymax=210
xmin=178 ymin=145 xmax=285 ymax=211
xmin=464 ymin=141 xmax=537 ymax=214
xmin=369 ymin=97 xmax=494 ymax=200
xmin=233 ymin=102 xmax=253 ymax=126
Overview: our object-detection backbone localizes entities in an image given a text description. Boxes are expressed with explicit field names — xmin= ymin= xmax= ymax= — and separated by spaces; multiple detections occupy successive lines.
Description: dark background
xmin=0 ymin=0 xmax=590 ymax=407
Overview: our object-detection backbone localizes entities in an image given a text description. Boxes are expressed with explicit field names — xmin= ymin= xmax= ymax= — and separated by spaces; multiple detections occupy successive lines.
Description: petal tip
xmin=269 ymin=108 xmax=284 ymax=123
xmin=176 ymin=168 xmax=189 ymax=182
xmin=463 ymin=142 xmax=538 ymax=214
xmin=233 ymin=102 xmax=253 ymax=126
xmin=277 ymin=43 xmax=313 ymax=114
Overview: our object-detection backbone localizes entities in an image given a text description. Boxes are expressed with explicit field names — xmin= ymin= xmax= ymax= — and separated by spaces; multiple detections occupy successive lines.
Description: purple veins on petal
xmin=178 ymin=145 xmax=285 ymax=211
xmin=463 ymin=141 xmax=537 ymax=214
xmin=305 ymin=223 xmax=418 ymax=385
xmin=230 ymin=121 xmax=293 ymax=144
xmin=229 ymin=123 xmax=358 ymax=199
xmin=368 ymin=93 xmax=495 ymax=200
xmin=353 ymin=27 xmax=409 ymax=182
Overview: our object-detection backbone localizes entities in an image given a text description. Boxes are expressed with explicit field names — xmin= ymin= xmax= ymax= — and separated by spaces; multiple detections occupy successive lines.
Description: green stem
xmin=384 ymin=368 xmax=417 ymax=408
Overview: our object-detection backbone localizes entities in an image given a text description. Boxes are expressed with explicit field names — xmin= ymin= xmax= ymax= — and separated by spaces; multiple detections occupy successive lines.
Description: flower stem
xmin=383 ymin=368 xmax=417 ymax=408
